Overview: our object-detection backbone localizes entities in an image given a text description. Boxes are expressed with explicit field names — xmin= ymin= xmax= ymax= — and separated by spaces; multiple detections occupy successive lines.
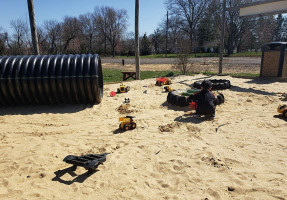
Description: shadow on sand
xmin=161 ymin=101 xmax=191 ymax=112
xmin=230 ymin=85 xmax=277 ymax=96
xmin=273 ymin=114 xmax=287 ymax=122
xmin=245 ymin=77 xmax=287 ymax=85
xmin=52 ymin=166 xmax=96 ymax=185
xmin=0 ymin=104 xmax=93 ymax=116
xmin=174 ymin=113 xmax=211 ymax=124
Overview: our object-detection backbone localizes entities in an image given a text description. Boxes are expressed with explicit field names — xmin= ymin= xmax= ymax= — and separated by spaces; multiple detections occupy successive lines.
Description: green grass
xmin=103 ymin=69 xmax=123 ymax=83
xmin=103 ymin=69 xmax=182 ymax=83
xmin=229 ymin=52 xmax=262 ymax=57
xmin=203 ymin=71 xmax=259 ymax=78
xmin=227 ymin=72 xmax=260 ymax=77
xmin=103 ymin=69 xmax=259 ymax=84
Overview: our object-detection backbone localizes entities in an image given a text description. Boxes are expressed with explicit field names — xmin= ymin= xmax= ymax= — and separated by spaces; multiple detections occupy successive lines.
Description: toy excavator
xmin=119 ymin=116 xmax=137 ymax=130
xmin=117 ymin=83 xmax=130 ymax=93
xmin=277 ymin=104 xmax=287 ymax=118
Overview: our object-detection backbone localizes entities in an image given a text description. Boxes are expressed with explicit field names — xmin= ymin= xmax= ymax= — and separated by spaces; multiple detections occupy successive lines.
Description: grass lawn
xmin=103 ymin=69 xmax=182 ymax=83
xmin=103 ymin=69 xmax=259 ymax=83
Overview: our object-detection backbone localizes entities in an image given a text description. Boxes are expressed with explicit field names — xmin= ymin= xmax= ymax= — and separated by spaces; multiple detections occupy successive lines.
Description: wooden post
xmin=135 ymin=0 xmax=140 ymax=80
xmin=165 ymin=11 xmax=168 ymax=57
xmin=27 ymin=0 xmax=40 ymax=55
xmin=219 ymin=0 xmax=226 ymax=74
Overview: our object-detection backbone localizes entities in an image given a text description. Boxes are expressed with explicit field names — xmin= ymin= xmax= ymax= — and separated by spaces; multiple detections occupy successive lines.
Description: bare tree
xmin=10 ymin=19 xmax=30 ymax=54
xmin=107 ymin=8 xmax=127 ymax=57
xmin=122 ymin=31 xmax=135 ymax=56
xmin=94 ymin=6 xmax=109 ymax=55
xmin=61 ymin=16 xmax=81 ymax=53
xmin=79 ymin=13 xmax=97 ymax=54
xmin=166 ymin=0 xmax=210 ymax=53
xmin=225 ymin=0 xmax=254 ymax=55
xmin=254 ymin=16 xmax=276 ymax=50
xmin=94 ymin=6 xmax=127 ymax=57
xmin=165 ymin=15 xmax=183 ymax=53
xmin=0 ymin=27 xmax=8 ymax=55
xmin=36 ymin=26 xmax=47 ymax=53
xmin=43 ymin=20 xmax=62 ymax=54
xmin=174 ymin=54 xmax=194 ymax=74
xmin=150 ymin=28 xmax=165 ymax=54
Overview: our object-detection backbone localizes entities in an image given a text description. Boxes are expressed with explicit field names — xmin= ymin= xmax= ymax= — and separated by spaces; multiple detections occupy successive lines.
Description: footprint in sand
xmin=206 ymin=188 xmax=221 ymax=199
xmin=173 ymin=165 xmax=185 ymax=171
xmin=156 ymin=180 xmax=169 ymax=188
xmin=82 ymin=187 xmax=94 ymax=195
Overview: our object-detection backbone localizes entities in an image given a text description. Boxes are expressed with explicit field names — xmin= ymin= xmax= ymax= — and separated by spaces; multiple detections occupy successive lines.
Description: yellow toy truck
xmin=277 ymin=104 xmax=287 ymax=118
xmin=164 ymin=85 xmax=174 ymax=92
xmin=119 ymin=116 xmax=137 ymax=130
xmin=117 ymin=83 xmax=130 ymax=93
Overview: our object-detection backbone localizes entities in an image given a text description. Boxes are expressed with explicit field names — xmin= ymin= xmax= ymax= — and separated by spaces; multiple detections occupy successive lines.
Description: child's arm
xmin=210 ymin=91 xmax=219 ymax=106
xmin=187 ymin=94 xmax=195 ymax=103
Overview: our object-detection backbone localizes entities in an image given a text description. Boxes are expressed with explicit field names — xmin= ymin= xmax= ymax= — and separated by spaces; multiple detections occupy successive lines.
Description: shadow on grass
xmin=0 ymin=104 xmax=93 ymax=116
xmin=52 ymin=166 xmax=96 ymax=185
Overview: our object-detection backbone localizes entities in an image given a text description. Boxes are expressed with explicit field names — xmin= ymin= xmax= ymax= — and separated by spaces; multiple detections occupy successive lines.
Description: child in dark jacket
xmin=187 ymin=80 xmax=218 ymax=120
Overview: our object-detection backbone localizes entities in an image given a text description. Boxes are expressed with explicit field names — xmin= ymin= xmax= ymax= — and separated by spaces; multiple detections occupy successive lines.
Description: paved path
xmin=101 ymin=57 xmax=261 ymax=65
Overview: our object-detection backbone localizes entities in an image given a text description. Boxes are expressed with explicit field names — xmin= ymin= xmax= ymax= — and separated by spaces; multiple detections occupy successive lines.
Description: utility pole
xmin=165 ymin=11 xmax=168 ymax=57
xmin=135 ymin=0 xmax=140 ymax=80
xmin=219 ymin=0 xmax=226 ymax=74
xmin=27 ymin=0 xmax=40 ymax=55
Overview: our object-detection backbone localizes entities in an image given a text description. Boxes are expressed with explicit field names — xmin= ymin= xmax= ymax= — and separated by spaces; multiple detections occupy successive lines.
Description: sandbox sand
xmin=0 ymin=74 xmax=287 ymax=199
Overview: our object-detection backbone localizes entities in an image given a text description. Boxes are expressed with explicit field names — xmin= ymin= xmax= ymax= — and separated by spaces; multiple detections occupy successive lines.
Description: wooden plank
xmin=240 ymin=0 xmax=287 ymax=17
xmin=282 ymin=52 xmax=287 ymax=77
xmin=262 ymin=51 xmax=280 ymax=77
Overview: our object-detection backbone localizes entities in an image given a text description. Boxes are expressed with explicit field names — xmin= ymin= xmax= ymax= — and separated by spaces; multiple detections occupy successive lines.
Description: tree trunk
xmin=227 ymin=36 xmax=233 ymax=56
xmin=89 ymin=34 xmax=92 ymax=54
xmin=189 ymin=32 xmax=193 ymax=54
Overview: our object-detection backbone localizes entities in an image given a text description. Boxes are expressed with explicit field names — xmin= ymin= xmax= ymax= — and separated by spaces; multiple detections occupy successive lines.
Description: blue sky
xmin=0 ymin=0 xmax=167 ymax=36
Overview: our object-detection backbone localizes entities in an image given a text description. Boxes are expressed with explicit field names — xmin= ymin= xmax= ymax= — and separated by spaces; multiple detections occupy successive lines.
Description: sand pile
xmin=0 ymin=74 xmax=286 ymax=199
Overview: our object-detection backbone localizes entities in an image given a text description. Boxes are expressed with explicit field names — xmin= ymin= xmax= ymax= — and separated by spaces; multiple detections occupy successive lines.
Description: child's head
xmin=201 ymin=80 xmax=212 ymax=90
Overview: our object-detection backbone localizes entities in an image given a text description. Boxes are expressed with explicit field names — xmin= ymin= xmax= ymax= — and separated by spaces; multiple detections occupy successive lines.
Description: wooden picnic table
xmin=121 ymin=71 xmax=136 ymax=81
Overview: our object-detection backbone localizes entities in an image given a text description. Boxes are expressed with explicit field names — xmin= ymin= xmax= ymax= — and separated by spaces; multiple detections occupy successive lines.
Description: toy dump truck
xmin=117 ymin=83 xmax=130 ymax=93
xmin=277 ymin=104 xmax=287 ymax=118
xmin=164 ymin=85 xmax=174 ymax=92
xmin=119 ymin=116 xmax=137 ymax=130
xmin=156 ymin=77 xmax=171 ymax=86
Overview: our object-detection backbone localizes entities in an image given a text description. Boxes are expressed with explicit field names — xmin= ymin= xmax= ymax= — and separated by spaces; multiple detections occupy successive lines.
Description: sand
xmin=0 ymin=74 xmax=287 ymax=200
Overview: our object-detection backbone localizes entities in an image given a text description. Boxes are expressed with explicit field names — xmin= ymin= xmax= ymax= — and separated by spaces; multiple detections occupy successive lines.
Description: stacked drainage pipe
xmin=0 ymin=54 xmax=103 ymax=106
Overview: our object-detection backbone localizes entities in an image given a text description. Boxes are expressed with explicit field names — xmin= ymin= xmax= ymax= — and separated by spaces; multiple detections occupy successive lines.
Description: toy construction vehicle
xmin=277 ymin=104 xmax=287 ymax=118
xmin=123 ymin=98 xmax=130 ymax=104
xmin=119 ymin=116 xmax=137 ymax=130
xmin=156 ymin=77 xmax=171 ymax=86
xmin=164 ymin=85 xmax=174 ymax=92
xmin=117 ymin=83 xmax=130 ymax=93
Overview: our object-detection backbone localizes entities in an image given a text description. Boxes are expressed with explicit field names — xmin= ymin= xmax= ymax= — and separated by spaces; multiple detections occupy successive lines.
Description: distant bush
xmin=166 ymin=72 xmax=175 ymax=77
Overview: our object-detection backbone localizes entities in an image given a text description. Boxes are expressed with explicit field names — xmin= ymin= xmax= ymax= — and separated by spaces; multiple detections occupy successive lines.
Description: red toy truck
xmin=156 ymin=77 xmax=171 ymax=86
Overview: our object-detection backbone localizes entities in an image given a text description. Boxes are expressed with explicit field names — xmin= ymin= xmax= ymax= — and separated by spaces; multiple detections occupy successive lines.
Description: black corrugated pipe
xmin=0 ymin=54 xmax=103 ymax=106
